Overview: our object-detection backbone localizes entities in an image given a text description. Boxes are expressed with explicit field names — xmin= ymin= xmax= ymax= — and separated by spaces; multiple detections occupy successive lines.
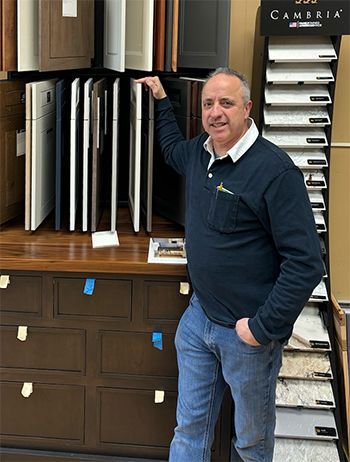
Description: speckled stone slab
xmin=265 ymin=84 xmax=331 ymax=106
xmin=308 ymin=191 xmax=326 ymax=211
xmin=266 ymin=62 xmax=334 ymax=84
xmin=276 ymin=378 xmax=334 ymax=408
xmin=268 ymin=36 xmax=337 ymax=62
xmin=264 ymin=106 xmax=330 ymax=127
xmin=273 ymin=438 xmax=340 ymax=462
xmin=262 ymin=127 xmax=328 ymax=148
xmin=285 ymin=149 xmax=328 ymax=169
xmin=279 ymin=351 xmax=332 ymax=380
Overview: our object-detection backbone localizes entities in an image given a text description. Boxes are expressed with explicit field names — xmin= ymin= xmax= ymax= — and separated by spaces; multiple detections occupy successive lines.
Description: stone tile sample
xmin=276 ymin=378 xmax=334 ymax=408
xmin=274 ymin=438 xmax=340 ymax=462
xmin=279 ymin=351 xmax=332 ymax=380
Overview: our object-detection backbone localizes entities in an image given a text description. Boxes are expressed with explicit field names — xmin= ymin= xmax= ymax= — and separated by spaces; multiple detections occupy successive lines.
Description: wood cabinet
xmin=0 ymin=213 xmax=231 ymax=461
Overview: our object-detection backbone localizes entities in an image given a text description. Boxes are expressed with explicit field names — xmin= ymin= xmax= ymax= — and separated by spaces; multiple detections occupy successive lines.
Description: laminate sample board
xmin=262 ymin=127 xmax=328 ymax=148
xmin=274 ymin=438 xmax=340 ymax=462
xmin=264 ymin=107 xmax=330 ymax=127
xmin=308 ymin=191 xmax=326 ymax=211
xmin=128 ymin=79 xmax=142 ymax=232
xmin=264 ymin=84 xmax=331 ymax=106
xmin=276 ymin=379 xmax=334 ymax=409
xmin=17 ymin=0 xmax=39 ymax=71
xmin=82 ymin=78 xmax=93 ymax=232
xmin=104 ymin=0 xmax=126 ymax=72
xmin=304 ymin=170 xmax=327 ymax=189
xmin=275 ymin=407 xmax=338 ymax=440
xmin=30 ymin=79 xmax=56 ymax=231
xmin=313 ymin=212 xmax=327 ymax=234
xmin=69 ymin=78 xmax=80 ymax=231
xmin=125 ymin=0 xmax=154 ymax=71
xmin=0 ymin=81 xmax=25 ymax=224
xmin=285 ymin=149 xmax=328 ymax=169
xmin=279 ymin=351 xmax=332 ymax=380
xmin=266 ymin=62 xmax=334 ymax=84
xmin=24 ymin=82 xmax=32 ymax=230
xmin=268 ymin=36 xmax=337 ymax=63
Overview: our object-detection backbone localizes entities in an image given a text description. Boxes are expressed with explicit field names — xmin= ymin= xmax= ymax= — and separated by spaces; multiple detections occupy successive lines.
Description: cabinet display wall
xmin=261 ymin=33 xmax=344 ymax=461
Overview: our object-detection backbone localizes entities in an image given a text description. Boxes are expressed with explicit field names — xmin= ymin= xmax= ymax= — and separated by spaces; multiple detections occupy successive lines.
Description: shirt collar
xmin=204 ymin=118 xmax=259 ymax=170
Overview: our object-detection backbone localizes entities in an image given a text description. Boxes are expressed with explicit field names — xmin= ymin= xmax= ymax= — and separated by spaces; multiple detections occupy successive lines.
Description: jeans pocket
xmin=234 ymin=329 xmax=267 ymax=352
xmin=207 ymin=189 xmax=239 ymax=233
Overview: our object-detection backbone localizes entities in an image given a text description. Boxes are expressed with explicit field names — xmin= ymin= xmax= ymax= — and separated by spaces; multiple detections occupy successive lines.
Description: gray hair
xmin=204 ymin=67 xmax=251 ymax=104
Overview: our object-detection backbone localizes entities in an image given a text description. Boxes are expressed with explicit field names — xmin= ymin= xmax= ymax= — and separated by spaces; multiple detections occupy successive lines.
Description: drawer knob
xmin=21 ymin=382 xmax=33 ymax=398
xmin=17 ymin=326 xmax=28 ymax=342
xmin=179 ymin=282 xmax=190 ymax=295
xmin=154 ymin=390 xmax=165 ymax=403
xmin=0 ymin=275 xmax=10 ymax=289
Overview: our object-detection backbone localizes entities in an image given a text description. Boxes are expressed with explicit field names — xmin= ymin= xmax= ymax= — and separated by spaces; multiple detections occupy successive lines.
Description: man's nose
xmin=209 ymin=102 xmax=223 ymax=117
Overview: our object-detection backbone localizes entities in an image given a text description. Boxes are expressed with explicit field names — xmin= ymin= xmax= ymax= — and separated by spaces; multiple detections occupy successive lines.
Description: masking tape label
xmin=154 ymin=390 xmax=165 ymax=403
xmin=84 ymin=278 xmax=95 ymax=295
xmin=180 ymin=282 xmax=190 ymax=295
xmin=152 ymin=331 xmax=163 ymax=350
xmin=17 ymin=326 xmax=28 ymax=342
xmin=0 ymin=275 xmax=10 ymax=289
xmin=21 ymin=383 xmax=33 ymax=398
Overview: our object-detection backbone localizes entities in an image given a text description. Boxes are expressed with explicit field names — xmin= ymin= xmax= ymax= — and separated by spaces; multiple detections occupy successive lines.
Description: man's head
xmin=201 ymin=67 xmax=253 ymax=155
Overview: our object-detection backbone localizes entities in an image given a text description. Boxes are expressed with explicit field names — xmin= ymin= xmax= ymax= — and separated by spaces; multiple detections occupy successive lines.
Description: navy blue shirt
xmin=155 ymin=97 xmax=324 ymax=345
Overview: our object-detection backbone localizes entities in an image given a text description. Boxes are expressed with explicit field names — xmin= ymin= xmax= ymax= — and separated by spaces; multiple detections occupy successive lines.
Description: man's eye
xmin=222 ymin=101 xmax=233 ymax=107
xmin=203 ymin=102 xmax=212 ymax=108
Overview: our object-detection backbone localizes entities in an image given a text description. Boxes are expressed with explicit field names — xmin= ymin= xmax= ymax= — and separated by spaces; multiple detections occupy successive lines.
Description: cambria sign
xmin=260 ymin=0 xmax=350 ymax=35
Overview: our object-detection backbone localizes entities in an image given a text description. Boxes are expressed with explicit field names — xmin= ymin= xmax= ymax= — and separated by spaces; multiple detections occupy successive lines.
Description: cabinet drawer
xmin=98 ymin=387 xmax=176 ymax=448
xmin=0 ymin=275 xmax=42 ymax=316
xmin=54 ymin=277 xmax=132 ymax=320
xmin=0 ymin=381 xmax=85 ymax=442
xmin=0 ymin=326 xmax=85 ymax=373
xmin=100 ymin=331 xmax=177 ymax=378
xmin=143 ymin=280 xmax=190 ymax=324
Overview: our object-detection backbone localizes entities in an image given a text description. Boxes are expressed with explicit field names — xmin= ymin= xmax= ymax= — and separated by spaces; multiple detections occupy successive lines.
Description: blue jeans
xmin=169 ymin=294 xmax=283 ymax=462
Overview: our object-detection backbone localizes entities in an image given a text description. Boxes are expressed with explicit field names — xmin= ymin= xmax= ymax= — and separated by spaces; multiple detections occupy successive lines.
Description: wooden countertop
xmin=0 ymin=208 xmax=187 ymax=276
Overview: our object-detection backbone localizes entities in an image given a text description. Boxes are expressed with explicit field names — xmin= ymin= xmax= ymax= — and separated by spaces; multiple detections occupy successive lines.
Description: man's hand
xmin=134 ymin=76 xmax=167 ymax=100
xmin=235 ymin=318 xmax=261 ymax=346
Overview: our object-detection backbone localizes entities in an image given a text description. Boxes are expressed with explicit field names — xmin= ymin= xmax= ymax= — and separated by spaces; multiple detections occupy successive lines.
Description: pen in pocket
xmin=216 ymin=182 xmax=234 ymax=196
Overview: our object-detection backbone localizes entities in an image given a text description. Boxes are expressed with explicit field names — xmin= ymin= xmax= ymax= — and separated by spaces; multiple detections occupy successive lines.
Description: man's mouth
xmin=210 ymin=122 xmax=227 ymax=128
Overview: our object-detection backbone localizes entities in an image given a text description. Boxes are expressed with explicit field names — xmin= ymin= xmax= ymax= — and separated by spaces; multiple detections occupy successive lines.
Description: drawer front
xmin=98 ymin=387 xmax=176 ymax=448
xmin=0 ymin=275 xmax=42 ymax=316
xmin=0 ymin=326 xmax=85 ymax=373
xmin=100 ymin=331 xmax=177 ymax=378
xmin=54 ymin=277 xmax=132 ymax=320
xmin=143 ymin=280 xmax=190 ymax=325
xmin=0 ymin=381 xmax=85 ymax=442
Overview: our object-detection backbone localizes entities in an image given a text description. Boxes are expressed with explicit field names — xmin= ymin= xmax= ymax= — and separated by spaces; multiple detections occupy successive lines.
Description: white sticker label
xmin=180 ymin=282 xmax=190 ymax=295
xmin=62 ymin=0 xmax=77 ymax=17
xmin=16 ymin=130 xmax=25 ymax=157
xmin=154 ymin=390 xmax=165 ymax=403
xmin=21 ymin=383 xmax=33 ymax=398
xmin=0 ymin=275 xmax=10 ymax=288
xmin=17 ymin=326 xmax=28 ymax=342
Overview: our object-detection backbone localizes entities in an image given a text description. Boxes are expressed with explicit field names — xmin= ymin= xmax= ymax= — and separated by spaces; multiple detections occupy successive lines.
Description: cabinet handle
xmin=179 ymin=282 xmax=190 ymax=295
xmin=21 ymin=383 xmax=33 ymax=398
xmin=17 ymin=326 xmax=28 ymax=342
xmin=0 ymin=275 xmax=10 ymax=289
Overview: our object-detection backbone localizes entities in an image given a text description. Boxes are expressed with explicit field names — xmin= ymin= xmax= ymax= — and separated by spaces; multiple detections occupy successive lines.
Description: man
xmin=137 ymin=68 xmax=324 ymax=462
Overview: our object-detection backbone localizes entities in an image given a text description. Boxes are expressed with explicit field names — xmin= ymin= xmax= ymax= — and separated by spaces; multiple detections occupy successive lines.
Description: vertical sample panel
xmin=82 ymin=78 xmax=93 ymax=232
xmin=17 ymin=0 xmax=39 ymax=71
xmin=125 ymin=0 xmax=154 ymax=71
xmin=111 ymin=78 xmax=120 ymax=232
xmin=104 ymin=0 xmax=126 ymax=72
xmin=154 ymin=0 xmax=166 ymax=71
xmin=69 ymin=78 xmax=80 ymax=231
xmin=39 ymin=0 xmax=94 ymax=71
xmin=2 ymin=0 xmax=17 ymax=70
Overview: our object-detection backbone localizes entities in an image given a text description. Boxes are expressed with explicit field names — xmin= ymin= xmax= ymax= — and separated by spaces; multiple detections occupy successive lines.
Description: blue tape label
xmin=84 ymin=278 xmax=95 ymax=295
xmin=152 ymin=331 xmax=163 ymax=350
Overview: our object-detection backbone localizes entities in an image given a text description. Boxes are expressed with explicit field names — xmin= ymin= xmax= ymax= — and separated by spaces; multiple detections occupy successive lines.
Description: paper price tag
xmin=154 ymin=390 xmax=165 ymax=403
xmin=17 ymin=326 xmax=28 ymax=342
xmin=0 ymin=275 xmax=10 ymax=289
xmin=21 ymin=383 xmax=33 ymax=398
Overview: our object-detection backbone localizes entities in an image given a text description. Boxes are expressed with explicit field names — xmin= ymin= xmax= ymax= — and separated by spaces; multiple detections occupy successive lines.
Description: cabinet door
xmin=17 ymin=0 xmax=39 ymax=71
xmin=104 ymin=0 xmax=125 ymax=72
xmin=39 ymin=0 xmax=94 ymax=71
xmin=1 ymin=0 xmax=17 ymax=71
xmin=177 ymin=0 xmax=230 ymax=69
xmin=125 ymin=0 xmax=154 ymax=71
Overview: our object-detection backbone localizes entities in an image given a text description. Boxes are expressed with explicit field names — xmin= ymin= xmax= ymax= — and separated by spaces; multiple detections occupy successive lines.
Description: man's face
xmin=201 ymin=74 xmax=252 ymax=153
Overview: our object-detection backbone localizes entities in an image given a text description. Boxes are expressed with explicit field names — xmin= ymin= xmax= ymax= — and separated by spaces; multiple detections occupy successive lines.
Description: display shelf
xmin=265 ymin=84 xmax=331 ymax=106
xmin=264 ymin=106 xmax=330 ymax=127
xmin=268 ymin=36 xmax=337 ymax=63
xmin=275 ymin=407 xmax=338 ymax=440
xmin=276 ymin=378 xmax=335 ymax=409
xmin=266 ymin=62 xmax=334 ymax=84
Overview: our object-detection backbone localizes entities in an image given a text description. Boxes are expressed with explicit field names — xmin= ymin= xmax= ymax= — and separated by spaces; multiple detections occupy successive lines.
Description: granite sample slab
xmin=268 ymin=36 xmax=337 ymax=63
xmin=266 ymin=62 xmax=334 ymax=84
xmin=276 ymin=378 xmax=334 ymax=408
xmin=313 ymin=212 xmax=327 ymax=234
xmin=289 ymin=305 xmax=330 ymax=350
xmin=279 ymin=351 xmax=332 ymax=380
xmin=308 ymin=191 xmax=326 ymax=211
xmin=265 ymin=84 xmax=331 ymax=106
xmin=264 ymin=106 xmax=330 ymax=127
xmin=303 ymin=170 xmax=327 ymax=189
xmin=310 ymin=279 xmax=328 ymax=302
xmin=275 ymin=407 xmax=338 ymax=440
xmin=262 ymin=127 xmax=328 ymax=148
xmin=285 ymin=149 xmax=328 ymax=169
xmin=273 ymin=438 xmax=340 ymax=462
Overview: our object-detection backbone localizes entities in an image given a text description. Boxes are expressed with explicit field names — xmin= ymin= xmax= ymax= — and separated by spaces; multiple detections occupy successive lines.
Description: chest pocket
xmin=207 ymin=188 xmax=240 ymax=233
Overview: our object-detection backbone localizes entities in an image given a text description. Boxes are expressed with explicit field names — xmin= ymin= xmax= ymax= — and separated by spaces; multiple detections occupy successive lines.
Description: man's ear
xmin=245 ymin=100 xmax=253 ymax=118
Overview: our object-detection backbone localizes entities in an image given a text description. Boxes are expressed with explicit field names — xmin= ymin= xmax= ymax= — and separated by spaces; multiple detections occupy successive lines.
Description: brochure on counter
xmin=147 ymin=237 xmax=187 ymax=264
